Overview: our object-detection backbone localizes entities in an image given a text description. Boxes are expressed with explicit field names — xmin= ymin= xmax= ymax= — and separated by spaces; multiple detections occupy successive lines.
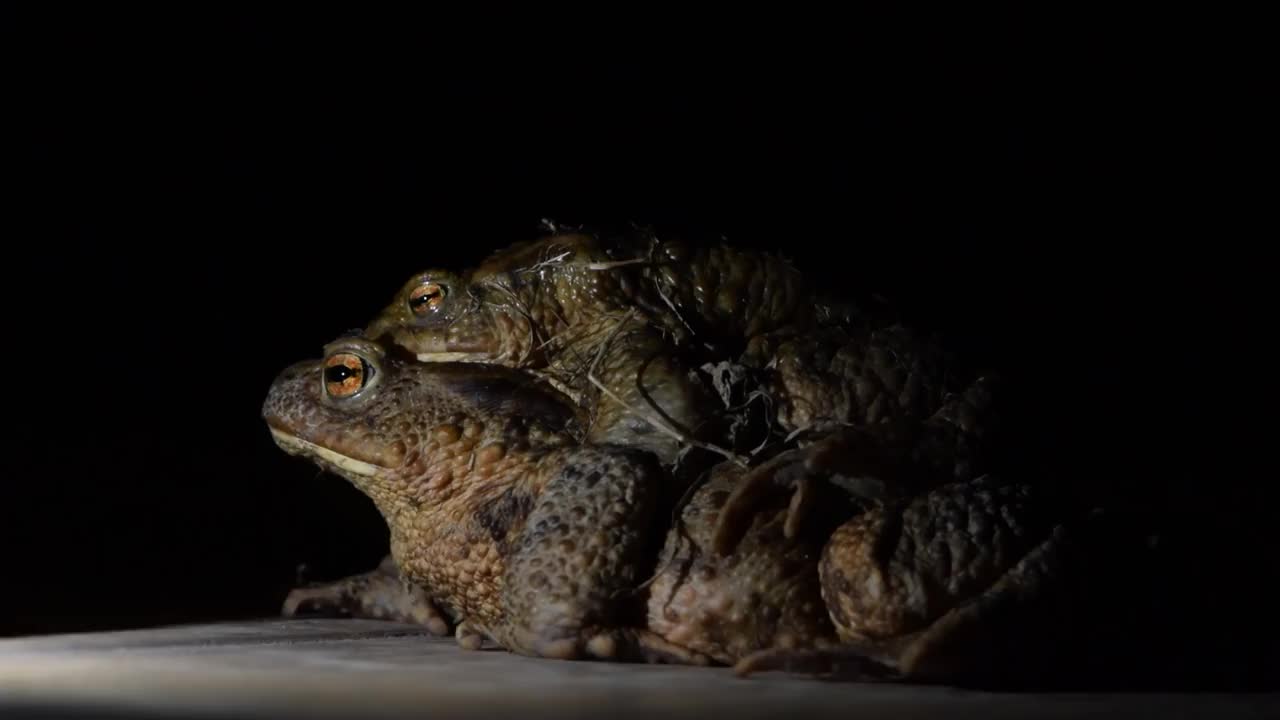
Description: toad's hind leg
xmin=494 ymin=446 xmax=711 ymax=666
xmin=735 ymin=517 xmax=1090 ymax=686
xmin=713 ymin=376 xmax=1002 ymax=557
xmin=893 ymin=512 xmax=1144 ymax=689
xmin=282 ymin=554 xmax=451 ymax=636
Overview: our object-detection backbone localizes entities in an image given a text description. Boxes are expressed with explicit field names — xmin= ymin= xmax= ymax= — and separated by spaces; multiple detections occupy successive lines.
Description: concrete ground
xmin=0 ymin=619 xmax=1275 ymax=720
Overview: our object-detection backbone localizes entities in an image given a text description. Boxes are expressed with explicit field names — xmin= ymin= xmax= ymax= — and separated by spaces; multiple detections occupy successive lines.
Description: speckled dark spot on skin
xmin=475 ymin=489 xmax=535 ymax=549
xmin=583 ymin=472 xmax=602 ymax=488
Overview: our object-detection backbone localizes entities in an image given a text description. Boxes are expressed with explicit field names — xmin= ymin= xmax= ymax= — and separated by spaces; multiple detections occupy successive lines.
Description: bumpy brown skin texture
xmin=263 ymin=336 xmax=848 ymax=668
xmin=263 ymin=337 xmax=701 ymax=663
xmin=363 ymin=232 xmax=826 ymax=463
xmin=820 ymin=478 xmax=1054 ymax=643
xmin=264 ymin=339 xmax=1087 ymax=682
xmin=751 ymin=323 xmax=963 ymax=433
xmin=645 ymin=463 xmax=846 ymax=665
xmin=729 ymin=473 xmax=1078 ymax=684
xmin=643 ymin=431 xmax=1078 ymax=681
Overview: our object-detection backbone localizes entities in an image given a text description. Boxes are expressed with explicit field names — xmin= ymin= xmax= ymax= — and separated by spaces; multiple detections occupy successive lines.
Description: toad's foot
xmin=497 ymin=623 xmax=713 ymax=665
xmin=454 ymin=621 xmax=489 ymax=650
xmin=561 ymin=627 xmax=715 ymax=665
xmin=282 ymin=555 xmax=450 ymax=636
xmin=711 ymin=427 xmax=902 ymax=556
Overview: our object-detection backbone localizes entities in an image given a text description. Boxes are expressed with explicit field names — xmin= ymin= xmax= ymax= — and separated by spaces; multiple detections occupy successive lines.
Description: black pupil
xmin=325 ymin=364 xmax=359 ymax=385
xmin=411 ymin=289 xmax=439 ymax=308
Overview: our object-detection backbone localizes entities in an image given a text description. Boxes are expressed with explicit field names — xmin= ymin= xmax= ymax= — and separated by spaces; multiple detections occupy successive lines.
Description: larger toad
xmin=264 ymin=335 xmax=702 ymax=663
xmin=264 ymin=336 xmax=1100 ymax=684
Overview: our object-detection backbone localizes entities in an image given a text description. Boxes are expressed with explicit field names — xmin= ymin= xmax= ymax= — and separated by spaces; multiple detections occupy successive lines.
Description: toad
xmin=361 ymin=229 xmax=840 ymax=465
xmin=264 ymin=337 xmax=1095 ymax=684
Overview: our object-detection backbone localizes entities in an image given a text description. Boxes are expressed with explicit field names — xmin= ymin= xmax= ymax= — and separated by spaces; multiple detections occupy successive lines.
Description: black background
xmin=2 ymin=8 xmax=1270 ymax=686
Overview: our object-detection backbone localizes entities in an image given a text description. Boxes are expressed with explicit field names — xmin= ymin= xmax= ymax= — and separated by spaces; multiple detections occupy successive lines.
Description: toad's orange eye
xmin=408 ymin=282 xmax=447 ymax=315
xmin=324 ymin=353 xmax=369 ymax=398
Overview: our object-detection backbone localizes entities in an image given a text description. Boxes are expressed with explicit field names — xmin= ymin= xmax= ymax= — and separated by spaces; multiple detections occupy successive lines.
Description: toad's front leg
xmin=282 ymin=554 xmax=451 ymax=636
xmin=492 ymin=446 xmax=711 ymax=666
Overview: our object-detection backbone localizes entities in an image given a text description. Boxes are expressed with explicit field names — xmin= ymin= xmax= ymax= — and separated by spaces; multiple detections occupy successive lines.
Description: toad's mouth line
xmin=269 ymin=428 xmax=383 ymax=478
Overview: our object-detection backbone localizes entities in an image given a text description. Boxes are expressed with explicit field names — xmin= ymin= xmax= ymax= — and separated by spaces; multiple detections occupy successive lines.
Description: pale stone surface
xmin=0 ymin=619 xmax=1274 ymax=720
